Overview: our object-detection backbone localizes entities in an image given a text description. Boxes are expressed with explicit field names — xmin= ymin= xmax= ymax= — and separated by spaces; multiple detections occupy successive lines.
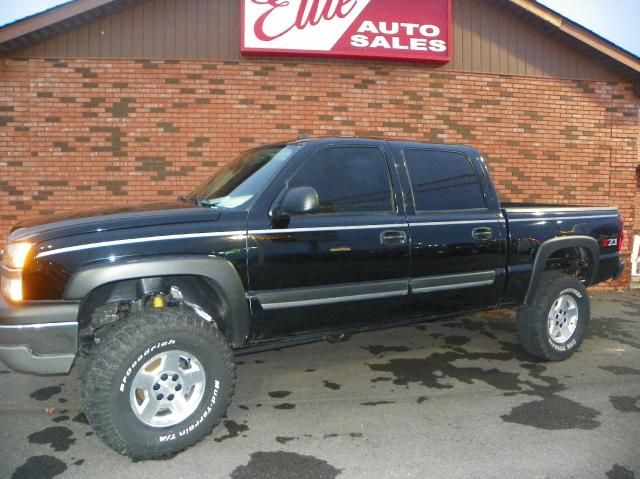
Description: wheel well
xmin=78 ymin=275 xmax=231 ymax=336
xmin=544 ymin=246 xmax=592 ymax=281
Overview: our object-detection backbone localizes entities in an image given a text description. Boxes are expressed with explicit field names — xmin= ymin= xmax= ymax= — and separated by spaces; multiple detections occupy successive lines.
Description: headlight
xmin=3 ymin=242 xmax=32 ymax=269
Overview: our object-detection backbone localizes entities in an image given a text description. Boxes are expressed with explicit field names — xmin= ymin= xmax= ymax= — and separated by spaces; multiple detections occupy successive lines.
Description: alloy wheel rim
xmin=129 ymin=349 xmax=206 ymax=428
xmin=547 ymin=294 xmax=579 ymax=344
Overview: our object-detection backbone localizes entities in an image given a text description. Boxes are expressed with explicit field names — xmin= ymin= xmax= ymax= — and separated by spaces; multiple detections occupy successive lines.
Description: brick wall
xmin=0 ymin=57 xmax=638 ymax=289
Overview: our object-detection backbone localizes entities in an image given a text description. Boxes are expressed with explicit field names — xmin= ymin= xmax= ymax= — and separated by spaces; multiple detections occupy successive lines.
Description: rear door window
xmin=404 ymin=150 xmax=486 ymax=211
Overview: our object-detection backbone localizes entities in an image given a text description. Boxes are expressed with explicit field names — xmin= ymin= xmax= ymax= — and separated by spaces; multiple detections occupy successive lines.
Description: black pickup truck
xmin=0 ymin=137 xmax=625 ymax=458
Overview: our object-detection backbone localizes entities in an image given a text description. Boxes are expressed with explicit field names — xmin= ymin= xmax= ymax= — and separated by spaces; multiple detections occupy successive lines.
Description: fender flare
xmin=524 ymin=235 xmax=599 ymax=306
xmin=64 ymin=255 xmax=250 ymax=346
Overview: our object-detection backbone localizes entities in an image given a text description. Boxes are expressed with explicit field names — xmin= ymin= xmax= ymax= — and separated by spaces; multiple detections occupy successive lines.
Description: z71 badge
xmin=601 ymin=238 xmax=618 ymax=248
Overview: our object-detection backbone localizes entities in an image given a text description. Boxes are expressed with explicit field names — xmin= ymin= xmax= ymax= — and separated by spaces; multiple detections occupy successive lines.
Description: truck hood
xmin=8 ymin=202 xmax=221 ymax=243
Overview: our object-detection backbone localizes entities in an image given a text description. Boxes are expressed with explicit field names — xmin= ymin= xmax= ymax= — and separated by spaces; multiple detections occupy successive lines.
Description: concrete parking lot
xmin=1 ymin=291 xmax=639 ymax=479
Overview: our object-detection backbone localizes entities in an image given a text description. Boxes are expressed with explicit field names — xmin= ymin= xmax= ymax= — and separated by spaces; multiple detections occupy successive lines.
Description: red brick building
xmin=0 ymin=0 xmax=639 ymax=288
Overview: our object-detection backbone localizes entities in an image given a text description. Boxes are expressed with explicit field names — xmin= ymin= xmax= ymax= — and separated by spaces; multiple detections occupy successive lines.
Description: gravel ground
xmin=0 ymin=291 xmax=638 ymax=479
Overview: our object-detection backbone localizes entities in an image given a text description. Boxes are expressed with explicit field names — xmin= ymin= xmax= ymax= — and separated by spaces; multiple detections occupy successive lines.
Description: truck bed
xmin=499 ymin=203 xmax=622 ymax=306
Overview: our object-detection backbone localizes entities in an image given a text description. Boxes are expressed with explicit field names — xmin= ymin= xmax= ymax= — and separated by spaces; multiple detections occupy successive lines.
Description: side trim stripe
xmin=0 ymin=321 xmax=78 ymax=330
xmin=260 ymin=290 xmax=406 ymax=310
xmin=256 ymin=279 xmax=409 ymax=310
xmin=411 ymin=270 xmax=496 ymax=294
xmin=257 ymin=271 xmax=497 ymax=309
xmin=250 ymin=224 xmax=407 ymax=235
xmin=36 ymin=230 xmax=247 ymax=258
xmin=35 ymin=213 xmax=616 ymax=258
xmin=505 ymin=207 xmax=617 ymax=213
xmin=410 ymin=219 xmax=499 ymax=227
xmin=508 ymin=215 xmax=618 ymax=222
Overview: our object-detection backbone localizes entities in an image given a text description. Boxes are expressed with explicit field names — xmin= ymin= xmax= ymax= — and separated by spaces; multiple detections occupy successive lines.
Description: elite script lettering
xmin=252 ymin=0 xmax=358 ymax=41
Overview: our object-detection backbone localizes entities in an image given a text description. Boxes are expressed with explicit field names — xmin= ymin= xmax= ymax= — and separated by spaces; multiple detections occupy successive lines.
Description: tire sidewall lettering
xmin=548 ymin=337 xmax=577 ymax=351
xmin=558 ymin=287 xmax=582 ymax=299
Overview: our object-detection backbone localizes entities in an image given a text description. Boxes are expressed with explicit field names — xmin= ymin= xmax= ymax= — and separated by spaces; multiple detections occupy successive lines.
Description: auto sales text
xmin=350 ymin=21 xmax=447 ymax=52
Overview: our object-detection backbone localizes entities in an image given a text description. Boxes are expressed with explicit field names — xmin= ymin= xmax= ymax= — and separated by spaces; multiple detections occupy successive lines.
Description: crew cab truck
xmin=0 ymin=138 xmax=625 ymax=459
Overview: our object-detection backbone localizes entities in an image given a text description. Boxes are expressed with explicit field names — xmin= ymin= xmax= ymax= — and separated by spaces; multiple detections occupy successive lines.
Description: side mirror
xmin=273 ymin=186 xmax=319 ymax=218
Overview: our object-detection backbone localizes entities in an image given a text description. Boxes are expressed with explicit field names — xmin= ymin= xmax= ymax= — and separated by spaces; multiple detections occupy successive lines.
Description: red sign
xmin=241 ymin=0 xmax=452 ymax=64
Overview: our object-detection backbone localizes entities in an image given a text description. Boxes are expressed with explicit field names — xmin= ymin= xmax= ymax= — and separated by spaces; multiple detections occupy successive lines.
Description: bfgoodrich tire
xmin=82 ymin=307 xmax=235 ymax=459
xmin=516 ymin=271 xmax=590 ymax=361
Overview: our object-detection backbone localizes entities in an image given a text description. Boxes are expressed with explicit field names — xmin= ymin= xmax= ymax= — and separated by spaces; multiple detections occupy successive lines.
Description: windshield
xmin=188 ymin=144 xmax=302 ymax=208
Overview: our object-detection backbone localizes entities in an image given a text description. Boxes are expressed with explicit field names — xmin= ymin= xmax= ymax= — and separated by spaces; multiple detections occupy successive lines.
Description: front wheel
xmin=516 ymin=271 xmax=590 ymax=361
xmin=82 ymin=307 xmax=235 ymax=459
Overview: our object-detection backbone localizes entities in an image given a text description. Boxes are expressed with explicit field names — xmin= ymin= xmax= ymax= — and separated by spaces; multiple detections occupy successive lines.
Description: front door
xmin=247 ymin=143 xmax=410 ymax=339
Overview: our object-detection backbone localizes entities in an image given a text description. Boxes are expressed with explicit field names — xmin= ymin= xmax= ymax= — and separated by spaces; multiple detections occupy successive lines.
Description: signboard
xmin=241 ymin=0 xmax=452 ymax=64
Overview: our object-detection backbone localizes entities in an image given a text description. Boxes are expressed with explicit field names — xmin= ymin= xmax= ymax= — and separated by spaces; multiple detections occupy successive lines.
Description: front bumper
xmin=0 ymin=295 xmax=79 ymax=374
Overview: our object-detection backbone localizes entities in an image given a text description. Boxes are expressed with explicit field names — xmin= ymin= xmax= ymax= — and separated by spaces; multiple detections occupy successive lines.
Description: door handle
xmin=472 ymin=227 xmax=494 ymax=242
xmin=380 ymin=230 xmax=407 ymax=246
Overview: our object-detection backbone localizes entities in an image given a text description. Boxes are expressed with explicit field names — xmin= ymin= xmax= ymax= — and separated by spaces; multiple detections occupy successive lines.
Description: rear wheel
xmin=82 ymin=307 xmax=235 ymax=459
xmin=516 ymin=271 xmax=590 ymax=361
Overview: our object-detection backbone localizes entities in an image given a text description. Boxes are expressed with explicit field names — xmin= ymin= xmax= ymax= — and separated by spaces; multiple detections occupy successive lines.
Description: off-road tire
xmin=516 ymin=271 xmax=590 ymax=361
xmin=81 ymin=307 xmax=235 ymax=459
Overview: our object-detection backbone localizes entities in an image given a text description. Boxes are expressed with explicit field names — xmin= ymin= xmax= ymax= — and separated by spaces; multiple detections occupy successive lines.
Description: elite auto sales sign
xmin=242 ymin=0 xmax=452 ymax=64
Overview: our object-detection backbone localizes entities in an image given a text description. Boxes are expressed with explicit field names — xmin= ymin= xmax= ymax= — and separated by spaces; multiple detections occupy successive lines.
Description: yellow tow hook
xmin=151 ymin=294 xmax=166 ymax=309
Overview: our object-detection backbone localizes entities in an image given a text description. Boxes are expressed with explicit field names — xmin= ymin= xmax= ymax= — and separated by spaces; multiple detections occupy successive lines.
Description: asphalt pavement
xmin=1 ymin=291 xmax=639 ymax=479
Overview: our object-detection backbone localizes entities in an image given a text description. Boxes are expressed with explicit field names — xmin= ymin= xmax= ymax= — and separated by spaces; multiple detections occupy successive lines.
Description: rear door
xmin=247 ymin=142 xmax=410 ymax=339
xmin=393 ymin=146 xmax=507 ymax=315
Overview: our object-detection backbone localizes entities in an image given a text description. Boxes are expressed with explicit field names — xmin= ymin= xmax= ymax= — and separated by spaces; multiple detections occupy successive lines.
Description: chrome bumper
xmin=0 ymin=295 xmax=79 ymax=374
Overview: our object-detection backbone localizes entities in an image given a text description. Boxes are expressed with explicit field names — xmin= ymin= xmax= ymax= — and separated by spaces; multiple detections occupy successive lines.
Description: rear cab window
xmin=403 ymin=149 xmax=486 ymax=211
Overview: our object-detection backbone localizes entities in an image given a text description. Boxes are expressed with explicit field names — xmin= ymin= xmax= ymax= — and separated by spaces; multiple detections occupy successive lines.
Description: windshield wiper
xmin=178 ymin=195 xmax=195 ymax=204
xmin=178 ymin=195 xmax=203 ymax=206
xmin=178 ymin=195 xmax=219 ymax=208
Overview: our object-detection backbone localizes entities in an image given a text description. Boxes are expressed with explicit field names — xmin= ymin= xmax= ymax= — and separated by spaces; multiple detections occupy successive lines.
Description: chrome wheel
xmin=129 ymin=350 xmax=206 ymax=428
xmin=547 ymin=294 xmax=579 ymax=344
